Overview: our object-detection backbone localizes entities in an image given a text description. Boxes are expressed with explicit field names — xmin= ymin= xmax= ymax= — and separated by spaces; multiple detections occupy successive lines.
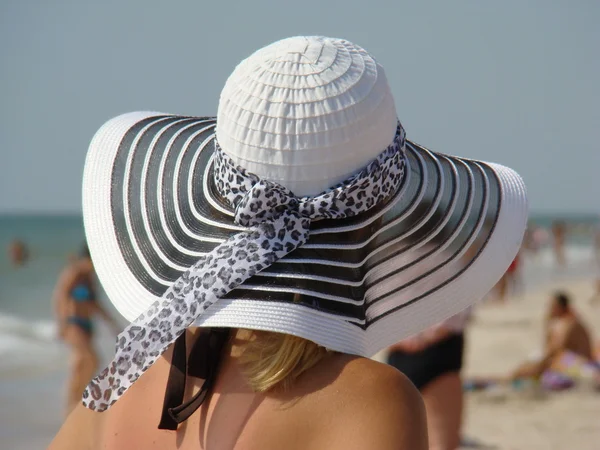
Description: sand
xmin=0 ymin=371 xmax=65 ymax=450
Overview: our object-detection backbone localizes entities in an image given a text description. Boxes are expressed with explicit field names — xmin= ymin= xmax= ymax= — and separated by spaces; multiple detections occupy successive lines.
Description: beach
xmin=4 ymin=285 xmax=599 ymax=449
xmin=1 ymin=215 xmax=599 ymax=449
xmin=4 ymin=277 xmax=599 ymax=449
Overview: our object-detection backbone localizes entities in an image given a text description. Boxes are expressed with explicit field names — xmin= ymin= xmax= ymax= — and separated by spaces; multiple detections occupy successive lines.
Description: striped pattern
xmin=108 ymin=115 xmax=502 ymax=329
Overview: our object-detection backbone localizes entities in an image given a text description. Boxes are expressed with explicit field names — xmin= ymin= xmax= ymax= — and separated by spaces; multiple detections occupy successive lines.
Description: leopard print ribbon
xmin=215 ymin=122 xmax=407 ymax=219
xmin=82 ymin=122 xmax=406 ymax=412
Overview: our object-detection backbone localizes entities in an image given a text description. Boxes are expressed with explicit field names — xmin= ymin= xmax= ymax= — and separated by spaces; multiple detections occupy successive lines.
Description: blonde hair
xmin=239 ymin=330 xmax=330 ymax=392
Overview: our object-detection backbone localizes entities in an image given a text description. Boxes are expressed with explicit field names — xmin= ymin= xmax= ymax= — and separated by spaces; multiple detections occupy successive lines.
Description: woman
xmin=50 ymin=36 xmax=527 ymax=449
xmin=53 ymin=246 xmax=119 ymax=415
xmin=388 ymin=309 xmax=471 ymax=450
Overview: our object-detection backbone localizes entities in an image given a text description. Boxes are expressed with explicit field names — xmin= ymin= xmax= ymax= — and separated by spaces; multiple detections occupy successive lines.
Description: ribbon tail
xmin=82 ymin=211 xmax=310 ymax=412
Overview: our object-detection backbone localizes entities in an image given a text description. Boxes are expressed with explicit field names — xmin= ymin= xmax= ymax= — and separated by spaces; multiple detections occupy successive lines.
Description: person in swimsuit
xmin=509 ymin=291 xmax=594 ymax=380
xmin=388 ymin=309 xmax=472 ymax=450
xmin=386 ymin=234 xmax=483 ymax=450
xmin=53 ymin=245 xmax=119 ymax=415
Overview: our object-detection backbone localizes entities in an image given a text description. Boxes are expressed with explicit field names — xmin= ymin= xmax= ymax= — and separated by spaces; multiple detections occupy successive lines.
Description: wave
xmin=0 ymin=313 xmax=67 ymax=375
xmin=522 ymin=245 xmax=598 ymax=269
xmin=0 ymin=311 xmax=119 ymax=378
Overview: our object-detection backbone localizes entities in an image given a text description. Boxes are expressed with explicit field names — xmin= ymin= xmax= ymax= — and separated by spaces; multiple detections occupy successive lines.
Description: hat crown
xmin=216 ymin=36 xmax=398 ymax=196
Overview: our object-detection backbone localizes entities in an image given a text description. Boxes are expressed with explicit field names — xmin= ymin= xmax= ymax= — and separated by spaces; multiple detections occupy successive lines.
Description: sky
xmin=1 ymin=1 xmax=598 ymax=214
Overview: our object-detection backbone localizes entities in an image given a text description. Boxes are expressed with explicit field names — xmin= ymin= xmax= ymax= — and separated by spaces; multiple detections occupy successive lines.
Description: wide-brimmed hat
xmin=82 ymin=36 xmax=527 ymax=412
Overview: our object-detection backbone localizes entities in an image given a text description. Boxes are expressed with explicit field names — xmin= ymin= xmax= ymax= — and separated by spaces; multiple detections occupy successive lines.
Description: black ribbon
xmin=158 ymin=328 xmax=230 ymax=430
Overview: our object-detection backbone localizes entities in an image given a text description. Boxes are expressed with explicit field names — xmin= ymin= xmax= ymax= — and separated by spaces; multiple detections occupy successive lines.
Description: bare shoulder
xmin=336 ymin=355 xmax=425 ymax=415
xmin=310 ymin=355 xmax=428 ymax=450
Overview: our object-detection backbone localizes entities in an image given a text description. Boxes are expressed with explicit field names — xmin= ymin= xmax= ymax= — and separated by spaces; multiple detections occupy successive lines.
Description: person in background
xmin=388 ymin=308 xmax=472 ymax=450
xmin=8 ymin=238 xmax=29 ymax=266
xmin=593 ymin=218 xmax=600 ymax=265
xmin=53 ymin=245 xmax=119 ymax=415
xmin=590 ymin=278 xmax=600 ymax=305
xmin=591 ymin=217 xmax=600 ymax=305
xmin=551 ymin=220 xmax=567 ymax=267
xmin=522 ymin=224 xmax=537 ymax=255
xmin=494 ymin=251 xmax=522 ymax=303
xmin=510 ymin=291 xmax=593 ymax=380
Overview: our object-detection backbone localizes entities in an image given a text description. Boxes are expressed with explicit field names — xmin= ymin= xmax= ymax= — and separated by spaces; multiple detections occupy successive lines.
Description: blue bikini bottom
xmin=67 ymin=316 xmax=93 ymax=335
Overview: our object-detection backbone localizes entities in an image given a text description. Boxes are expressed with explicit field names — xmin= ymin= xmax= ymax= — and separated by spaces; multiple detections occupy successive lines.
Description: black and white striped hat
xmin=82 ymin=36 xmax=527 ymax=411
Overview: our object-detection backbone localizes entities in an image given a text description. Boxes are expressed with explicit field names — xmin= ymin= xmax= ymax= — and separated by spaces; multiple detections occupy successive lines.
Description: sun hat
xmin=81 ymin=36 xmax=528 ymax=413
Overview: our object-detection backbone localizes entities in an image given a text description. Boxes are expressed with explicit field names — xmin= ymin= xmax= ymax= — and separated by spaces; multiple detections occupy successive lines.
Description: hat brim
xmin=83 ymin=112 xmax=527 ymax=356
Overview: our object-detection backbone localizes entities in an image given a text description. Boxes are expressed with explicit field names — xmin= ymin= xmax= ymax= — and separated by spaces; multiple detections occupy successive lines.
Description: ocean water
xmin=0 ymin=213 xmax=597 ymax=377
